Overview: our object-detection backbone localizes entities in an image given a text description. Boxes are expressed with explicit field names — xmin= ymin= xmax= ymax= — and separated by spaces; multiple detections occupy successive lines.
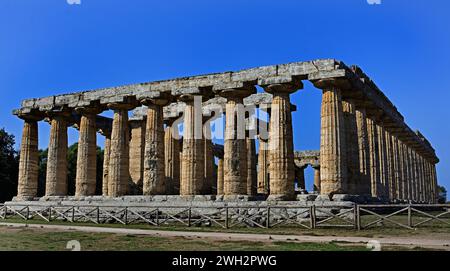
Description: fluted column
xmin=314 ymin=79 xmax=348 ymax=197
xmin=403 ymin=143 xmax=411 ymax=201
xmin=107 ymin=103 xmax=133 ymax=197
xmin=399 ymin=141 xmax=408 ymax=201
xmin=45 ymin=112 xmax=70 ymax=196
xmin=257 ymin=137 xmax=269 ymax=195
xmin=220 ymin=88 xmax=254 ymax=198
xmin=342 ymin=100 xmax=360 ymax=195
xmin=180 ymin=94 xmax=204 ymax=196
xmin=376 ymin=123 xmax=389 ymax=201
xmin=263 ymin=82 xmax=301 ymax=201
xmin=391 ymin=135 xmax=401 ymax=201
xmin=129 ymin=119 xmax=146 ymax=194
xmin=165 ymin=118 xmax=181 ymax=195
xmin=141 ymin=97 xmax=169 ymax=195
xmin=366 ymin=116 xmax=380 ymax=198
xmin=203 ymin=118 xmax=214 ymax=195
xmin=431 ymin=163 xmax=438 ymax=203
xmin=384 ymin=130 xmax=395 ymax=202
xmin=412 ymin=150 xmax=420 ymax=202
xmin=313 ymin=167 xmax=321 ymax=193
xmin=355 ymin=106 xmax=371 ymax=196
xmin=217 ymin=158 xmax=224 ymax=195
xmin=17 ymin=114 xmax=43 ymax=199
xmin=75 ymin=108 xmax=101 ymax=197
xmin=101 ymin=129 xmax=111 ymax=196
xmin=246 ymin=137 xmax=257 ymax=196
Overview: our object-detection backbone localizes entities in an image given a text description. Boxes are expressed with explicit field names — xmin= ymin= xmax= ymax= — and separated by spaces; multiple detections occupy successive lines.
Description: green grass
xmin=0 ymin=227 xmax=371 ymax=251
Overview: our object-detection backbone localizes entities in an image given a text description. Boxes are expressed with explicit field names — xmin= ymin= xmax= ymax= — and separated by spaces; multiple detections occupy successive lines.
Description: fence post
xmin=407 ymin=204 xmax=412 ymax=227
xmin=310 ymin=205 xmax=316 ymax=229
xmin=225 ymin=207 xmax=229 ymax=229
xmin=266 ymin=207 xmax=270 ymax=228
xmin=156 ymin=208 xmax=159 ymax=226
xmin=124 ymin=207 xmax=128 ymax=225
xmin=188 ymin=208 xmax=192 ymax=227
xmin=96 ymin=207 xmax=100 ymax=224
xmin=48 ymin=207 xmax=52 ymax=222
xmin=71 ymin=207 xmax=75 ymax=222
xmin=3 ymin=206 xmax=7 ymax=219
xmin=26 ymin=206 xmax=30 ymax=220
xmin=356 ymin=205 xmax=361 ymax=230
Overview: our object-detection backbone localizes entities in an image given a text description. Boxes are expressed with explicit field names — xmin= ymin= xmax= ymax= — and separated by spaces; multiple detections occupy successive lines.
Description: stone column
xmin=342 ymin=100 xmax=360 ymax=195
xmin=45 ymin=112 xmax=70 ymax=196
xmin=217 ymin=158 xmax=224 ymax=195
xmin=75 ymin=108 xmax=101 ymax=197
xmin=384 ymin=130 xmax=395 ymax=202
xmin=314 ymin=79 xmax=348 ymax=198
xmin=399 ymin=141 xmax=408 ymax=201
xmin=403 ymin=144 xmax=411 ymax=201
xmin=17 ymin=114 xmax=42 ymax=199
xmin=313 ymin=167 xmax=321 ymax=193
xmin=107 ymin=103 xmax=133 ymax=197
xmin=129 ymin=118 xmax=146 ymax=194
xmin=431 ymin=163 xmax=438 ymax=203
xmin=263 ymin=82 xmax=301 ymax=201
xmin=100 ymin=129 xmax=111 ymax=196
xmin=376 ymin=123 xmax=389 ymax=201
xmin=180 ymin=94 xmax=204 ymax=196
xmin=391 ymin=135 xmax=401 ymax=201
xmin=355 ymin=106 xmax=371 ymax=196
xmin=165 ymin=118 xmax=181 ymax=195
xmin=141 ymin=98 xmax=169 ymax=195
xmin=203 ymin=118 xmax=214 ymax=195
xmin=366 ymin=116 xmax=380 ymax=198
xmin=257 ymin=137 xmax=269 ymax=195
xmin=246 ymin=136 xmax=257 ymax=196
xmin=412 ymin=150 xmax=420 ymax=202
xmin=220 ymin=88 xmax=254 ymax=198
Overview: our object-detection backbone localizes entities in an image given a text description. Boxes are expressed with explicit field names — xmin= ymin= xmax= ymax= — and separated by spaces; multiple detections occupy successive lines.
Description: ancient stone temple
xmin=11 ymin=59 xmax=439 ymax=205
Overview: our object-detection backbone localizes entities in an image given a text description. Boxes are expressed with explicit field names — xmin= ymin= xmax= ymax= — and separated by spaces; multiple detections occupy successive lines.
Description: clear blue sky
xmin=0 ymin=0 xmax=448 ymax=192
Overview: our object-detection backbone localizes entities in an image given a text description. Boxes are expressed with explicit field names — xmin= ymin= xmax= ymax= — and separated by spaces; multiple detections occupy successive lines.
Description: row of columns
xmin=16 ymin=81 xmax=304 ymax=201
xmin=313 ymin=78 xmax=439 ymax=203
xmin=15 ymin=79 xmax=439 ymax=203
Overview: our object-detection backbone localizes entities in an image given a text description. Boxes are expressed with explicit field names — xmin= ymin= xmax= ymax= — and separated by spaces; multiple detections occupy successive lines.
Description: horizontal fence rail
xmin=0 ymin=204 xmax=449 ymax=230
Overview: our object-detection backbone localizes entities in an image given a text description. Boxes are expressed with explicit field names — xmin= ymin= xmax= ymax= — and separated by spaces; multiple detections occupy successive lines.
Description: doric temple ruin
xmin=11 ymin=59 xmax=439 ymax=206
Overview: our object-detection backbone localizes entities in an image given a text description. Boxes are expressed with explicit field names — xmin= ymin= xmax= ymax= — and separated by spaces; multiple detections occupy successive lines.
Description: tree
xmin=0 ymin=128 xmax=19 ymax=202
xmin=438 ymin=185 xmax=447 ymax=204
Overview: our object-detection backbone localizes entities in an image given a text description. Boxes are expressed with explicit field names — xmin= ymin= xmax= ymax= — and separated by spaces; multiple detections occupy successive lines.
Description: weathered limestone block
xmin=164 ymin=119 xmax=181 ymax=195
xmin=142 ymin=98 xmax=168 ymax=195
xmin=355 ymin=106 xmax=371 ymax=195
xmin=314 ymin=79 xmax=348 ymax=198
xmin=217 ymin=158 xmax=224 ymax=195
xmin=75 ymin=109 xmax=100 ymax=197
xmin=108 ymin=103 xmax=133 ymax=197
xmin=263 ymin=82 xmax=301 ymax=201
xmin=257 ymin=138 xmax=269 ymax=195
xmin=342 ymin=100 xmax=360 ymax=195
xmin=129 ymin=119 xmax=146 ymax=194
xmin=180 ymin=95 xmax=204 ymax=195
xmin=246 ymin=137 xmax=257 ymax=196
xmin=17 ymin=116 xmax=42 ymax=199
xmin=45 ymin=113 xmax=70 ymax=196
xmin=221 ymin=88 xmax=254 ymax=197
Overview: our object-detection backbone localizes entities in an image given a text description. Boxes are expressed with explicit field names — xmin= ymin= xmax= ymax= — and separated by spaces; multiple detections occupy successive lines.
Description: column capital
xmin=75 ymin=106 xmax=103 ymax=116
xmin=262 ymin=81 xmax=303 ymax=95
xmin=107 ymin=102 xmax=135 ymax=111
xmin=312 ymin=78 xmax=351 ymax=90
xmin=179 ymin=93 xmax=206 ymax=103
xmin=218 ymin=86 xmax=256 ymax=100
xmin=140 ymin=92 xmax=172 ymax=107
xmin=17 ymin=112 xmax=45 ymax=122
